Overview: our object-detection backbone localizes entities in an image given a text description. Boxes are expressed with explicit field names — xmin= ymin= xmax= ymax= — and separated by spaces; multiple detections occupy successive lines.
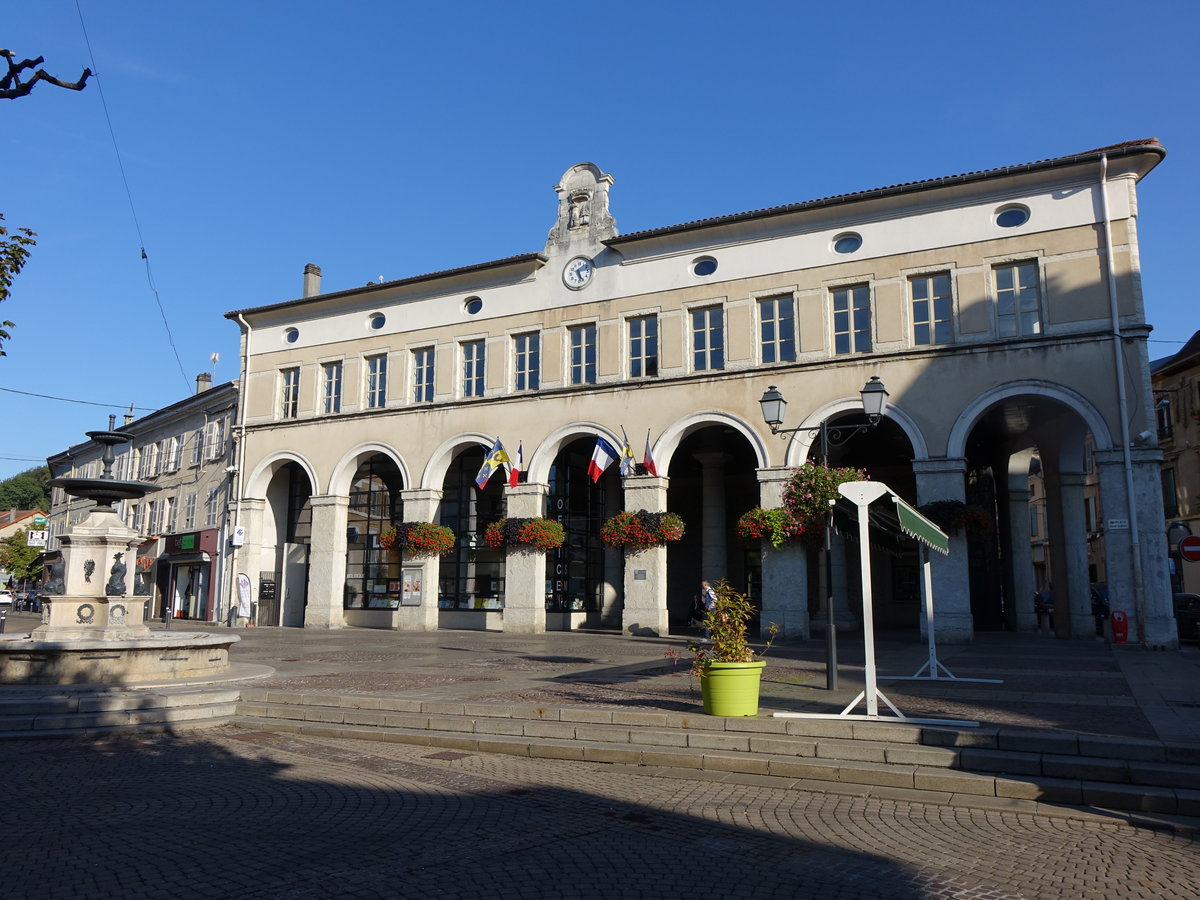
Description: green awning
xmin=891 ymin=496 xmax=950 ymax=555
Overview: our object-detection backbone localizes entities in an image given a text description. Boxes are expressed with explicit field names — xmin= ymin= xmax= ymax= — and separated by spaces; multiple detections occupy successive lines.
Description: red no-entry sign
xmin=1179 ymin=535 xmax=1200 ymax=563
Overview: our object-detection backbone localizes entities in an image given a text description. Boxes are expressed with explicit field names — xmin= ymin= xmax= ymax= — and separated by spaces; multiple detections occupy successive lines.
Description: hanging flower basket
xmin=735 ymin=507 xmax=809 ymax=549
xmin=484 ymin=517 xmax=565 ymax=553
xmin=781 ymin=462 xmax=868 ymax=545
xmin=917 ymin=500 xmax=994 ymax=536
xmin=378 ymin=522 xmax=457 ymax=558
xmin=600 ymin=510 xmax=685 ymax=551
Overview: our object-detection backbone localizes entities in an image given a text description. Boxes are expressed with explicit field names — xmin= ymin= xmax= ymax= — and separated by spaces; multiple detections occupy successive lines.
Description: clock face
xmin=563 ymin=257 xmax=593 ymax=289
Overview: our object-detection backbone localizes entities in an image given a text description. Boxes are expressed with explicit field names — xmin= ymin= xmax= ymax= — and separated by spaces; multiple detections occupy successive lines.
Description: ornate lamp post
xmin=759 ymin=376 xmax=889 ymax=690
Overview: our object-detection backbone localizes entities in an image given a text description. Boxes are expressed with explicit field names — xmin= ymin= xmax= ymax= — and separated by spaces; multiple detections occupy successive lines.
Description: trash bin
xmin=1110 ymin=610 xmax=1128 ymax=644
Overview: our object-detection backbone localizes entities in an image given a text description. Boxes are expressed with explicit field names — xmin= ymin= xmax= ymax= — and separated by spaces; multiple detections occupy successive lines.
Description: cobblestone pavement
xmin=2 ymin=727 xmax=1197 ymax=900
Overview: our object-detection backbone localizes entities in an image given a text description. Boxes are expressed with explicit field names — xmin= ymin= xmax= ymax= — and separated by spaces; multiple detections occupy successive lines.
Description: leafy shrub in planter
xmin=735 ymin=507 xmax=808 ymax=549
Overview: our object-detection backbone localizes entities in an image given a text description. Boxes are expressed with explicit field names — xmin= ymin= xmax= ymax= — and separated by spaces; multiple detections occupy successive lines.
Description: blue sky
xmin=2 ymin=0 xmax=1198 ymax=481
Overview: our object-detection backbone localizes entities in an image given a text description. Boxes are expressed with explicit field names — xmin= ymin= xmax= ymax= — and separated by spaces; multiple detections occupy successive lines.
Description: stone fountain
xmin=0 ymin=419 xmax=239 ymax=685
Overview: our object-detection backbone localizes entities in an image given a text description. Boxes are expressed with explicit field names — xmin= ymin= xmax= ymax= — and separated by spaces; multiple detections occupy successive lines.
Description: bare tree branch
xmin=1 ymin=49 xmax=91 ymax=100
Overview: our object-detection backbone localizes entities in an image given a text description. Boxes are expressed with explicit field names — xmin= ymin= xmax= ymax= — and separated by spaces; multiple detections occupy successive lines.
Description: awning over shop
xmin=831 ymin=485 xmax=949 ymax=556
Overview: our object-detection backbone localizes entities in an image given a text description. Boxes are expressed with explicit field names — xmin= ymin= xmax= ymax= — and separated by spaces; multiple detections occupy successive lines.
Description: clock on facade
xmin=562 ymin=256 xmax=594 ymax=289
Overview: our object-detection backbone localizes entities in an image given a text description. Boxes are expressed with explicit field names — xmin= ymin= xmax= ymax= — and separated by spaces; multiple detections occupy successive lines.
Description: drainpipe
xmin=1099 ymin=153 xmax=1147 ymax=645
xmin=229 ymin=313 xmax=252 ymax=624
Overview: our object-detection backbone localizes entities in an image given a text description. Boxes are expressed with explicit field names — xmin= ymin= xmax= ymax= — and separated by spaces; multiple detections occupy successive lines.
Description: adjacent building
xmin=46 ymin=376 xmax=238 ymax=623
xmin=1151 ymin=331 xmax=1200 ymax=597
xmin=220 ymin=140 xmax=1176 ymax=644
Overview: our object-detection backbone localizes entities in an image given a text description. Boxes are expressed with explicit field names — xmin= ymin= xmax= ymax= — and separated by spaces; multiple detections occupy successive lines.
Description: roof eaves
xmin=225 ymin=252 xmax=548 ymax=321
xmin=605 ymin=139 xmax=1166 ymax=246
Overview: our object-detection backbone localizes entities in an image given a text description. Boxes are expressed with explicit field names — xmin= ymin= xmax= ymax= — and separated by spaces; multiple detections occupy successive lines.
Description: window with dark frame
xmin=569 ymin=324 xmax=597 ymax=385
xmin=629 ymin=315 xmax=658 ymax=378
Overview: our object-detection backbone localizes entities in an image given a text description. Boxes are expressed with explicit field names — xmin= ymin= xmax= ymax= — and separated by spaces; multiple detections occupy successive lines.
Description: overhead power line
xmin=0 ymin=385 xmax=155 ymax=411
xmin=75 ymin=0 xmax=191 ymax=394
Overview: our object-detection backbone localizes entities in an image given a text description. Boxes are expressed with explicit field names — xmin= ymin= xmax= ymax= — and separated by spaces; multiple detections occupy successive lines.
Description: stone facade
xmin=223 ymin=141 xmax=1178 ymax=646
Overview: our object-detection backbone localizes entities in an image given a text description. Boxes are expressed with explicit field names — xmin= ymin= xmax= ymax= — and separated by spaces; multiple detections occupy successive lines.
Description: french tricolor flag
xmin=509 ymin=443 xmax=522 ymax=487
xmin=588 ymin=436 xmax=621 ymax=483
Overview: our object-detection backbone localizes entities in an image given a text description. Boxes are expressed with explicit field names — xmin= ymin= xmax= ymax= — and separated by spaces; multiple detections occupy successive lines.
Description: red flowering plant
xmin=735 ymin=507 xmax=807 ymax=549
xmin=600 ymin=510 xmax=685 ymax=551
xmin=781 ymin=462 xmax=868 ymax=546
xmin=378 ymin=522 xmax=456 ymax=558
xmin=484 ymin=517 xmax=565 ymax=553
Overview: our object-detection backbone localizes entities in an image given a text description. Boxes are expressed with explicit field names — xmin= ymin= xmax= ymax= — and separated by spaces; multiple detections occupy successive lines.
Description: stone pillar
xmin=1096 ymin=448 xmax=1175 ymax=646
xmin=1043 ymin=469 xmax=1092 ymax=638
xmin=693 ymin=450 xmax=729 ymax=581
xmin=304 ymin=495 xmax=348 ymax=629
xmin=503 ymin=483 xmax=549 ymax=633
xmin=227 ymin=497 xmax=265 ymax=626
xmin=757 ymin=467 xmax=809 ymax=640
xmin=1005 ymin=478 xmax=1038 ymax=633
xmin=621 ymin=474 xmax=670 ymax=637
xmin=397 ymin=488 xmax=444 ymax=631
xmin=913 ymin=457 xmax=973 ymax=642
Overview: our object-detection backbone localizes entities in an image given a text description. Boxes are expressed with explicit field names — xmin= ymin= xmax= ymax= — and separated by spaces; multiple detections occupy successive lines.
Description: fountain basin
xmin=0 ymin=632 xmax=239 ymax=685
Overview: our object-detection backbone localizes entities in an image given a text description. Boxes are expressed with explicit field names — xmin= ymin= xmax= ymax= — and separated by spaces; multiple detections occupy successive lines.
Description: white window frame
xmin=321 ymin=360 xmax=343 ymax=414
xmin=184 ymin=493 xmax=197 ymax=530
xmin=461 ymin=339 xmax=486 ymax=398
xmin=412 ymin=346 xmax=435 ymax=403
xmin=757 ymin=293 xmax=796 ymax=364
xmin=568 ymin=323 xmax=597 ymax=385
xmin=689 ymin=304 xmax=725 ymax=372
xmin=991 ymin=258 xmax=1042 ymax=338
xmin=513 ymin=332 xmax=540 ymax=392
xmin=908 ymin=270 xmax=955 ymax=346
xmin=280 ymin=367 xmax=300 ymax=420
xmin=628 ymin=314 xmax=659 ymax=379
xmin=365 ymin=353 xmax=388 ymax=409
xmin=831 ymin=283 xmax=872 ymax=355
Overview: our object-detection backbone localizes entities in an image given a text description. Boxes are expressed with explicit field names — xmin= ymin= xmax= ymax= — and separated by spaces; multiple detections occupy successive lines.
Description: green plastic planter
xmin=699 ymin=660 xmax=766 ymax=716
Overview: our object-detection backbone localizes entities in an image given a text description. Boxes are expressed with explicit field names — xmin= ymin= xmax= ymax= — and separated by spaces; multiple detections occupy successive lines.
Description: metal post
xmin=821 ymin=421 xmax=837 ymax=691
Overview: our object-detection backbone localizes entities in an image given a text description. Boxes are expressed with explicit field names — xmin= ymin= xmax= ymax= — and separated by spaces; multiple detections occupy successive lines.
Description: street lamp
xmin=758 ymin=376 xmax=889 ymax=691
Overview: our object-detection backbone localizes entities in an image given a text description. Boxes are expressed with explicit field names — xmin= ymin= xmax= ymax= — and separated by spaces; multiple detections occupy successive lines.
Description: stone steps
xmin=0 ymin=686 xmax=240 ymax=738
xmin=234 ymin=689 xmax=1200 ymax=816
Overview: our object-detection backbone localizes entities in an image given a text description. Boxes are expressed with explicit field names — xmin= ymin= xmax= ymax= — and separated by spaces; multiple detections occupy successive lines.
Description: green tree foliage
xmin=0 ymin=214 xmax=36 ymax=355
xmin=0 ymin=466 xmax=51 ymax=512
xmin=0 ymin=527 xmax=41 ymax=585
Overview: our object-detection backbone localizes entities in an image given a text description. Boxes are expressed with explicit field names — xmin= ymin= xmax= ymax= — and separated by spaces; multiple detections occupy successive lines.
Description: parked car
xmin=0 ymin=591 xmax=12 ymax=609
xmin=1175 ymin=593 xmax=1200 ymax=643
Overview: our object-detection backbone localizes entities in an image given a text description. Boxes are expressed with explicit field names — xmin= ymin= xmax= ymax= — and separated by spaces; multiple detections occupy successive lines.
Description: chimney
xmin=124 ymin=413 xmax=135 ymax=426
xmin=196 ymin=372 xmax=212 ymax=394
xmin=303 ymin=263 xmax=322 ymax=298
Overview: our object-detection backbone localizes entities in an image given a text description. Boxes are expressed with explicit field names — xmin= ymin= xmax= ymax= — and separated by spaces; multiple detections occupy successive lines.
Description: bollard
xmin=0 ymin=608 xmax=5 ymax=633
xmin=1110 ymin=610 xmax=1129 ymax=644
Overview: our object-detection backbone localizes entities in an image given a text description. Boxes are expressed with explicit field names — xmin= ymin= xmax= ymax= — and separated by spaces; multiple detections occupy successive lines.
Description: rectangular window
xmin=280 ymin=367 xmax=300 ymax=419
xmin=412 ymin=347 xmax=435 ymax=403
xmin=462 ymin=340 xmax=485 ymax=397
xmin=1084 ymin=495 xmax=1099 ymax=533
xmin=365 ymin=353 xmax=388 ymax=409
xmin=910 ymin=272 xmax=953 ymax=345
xmin=758 ymin=295 xmax=795 ymax=364
xmin=190 ymin=428 xmax=203 ymax=466
xmin=569 ymin=324 xmax=597 ymax=385
xmin=164 ymin=437 xmax=181 ymax=473
xmin=513 ymin=332 xmax=540 ymax=391
xmin=204 ymin=419 xmax=224 ymax=461
xmin=1163 ymin=468 xmax=1180 ymax=518
xmin=833 ymin=284 xmax=871 ymax=355
xmin=691 ymin=306 xmax=725 ymax=371
xmin=994 ymin=261 xmax=1040 ymax=337
xmin=629 ymin=315 xmax=658 ymax=378
xmin=184 ymin=493 xmax=197 ymax=530
xmin=132 ymin=503 xmax=146 ymax=535
xmin=206 ymin=487 xmax=222 ymax=528
xmin=322 ymin=361 xmax=343 ymax=414
xmin=164 ymin=496 xmax=176 ymax=534
xmin=148 ymin=499 xmax=162 ymax=535
xmin=1029 ymin=505 xmax=1039 ymax=538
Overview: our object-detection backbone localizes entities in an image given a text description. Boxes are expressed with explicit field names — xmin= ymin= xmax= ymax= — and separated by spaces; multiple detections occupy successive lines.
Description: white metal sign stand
xmin=774 ymin=481 xmax=979 ymax=728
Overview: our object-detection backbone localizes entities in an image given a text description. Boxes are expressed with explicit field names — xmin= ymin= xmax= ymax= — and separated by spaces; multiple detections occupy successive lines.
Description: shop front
xmin=158 ymin=529 xmax=220 ymax=622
